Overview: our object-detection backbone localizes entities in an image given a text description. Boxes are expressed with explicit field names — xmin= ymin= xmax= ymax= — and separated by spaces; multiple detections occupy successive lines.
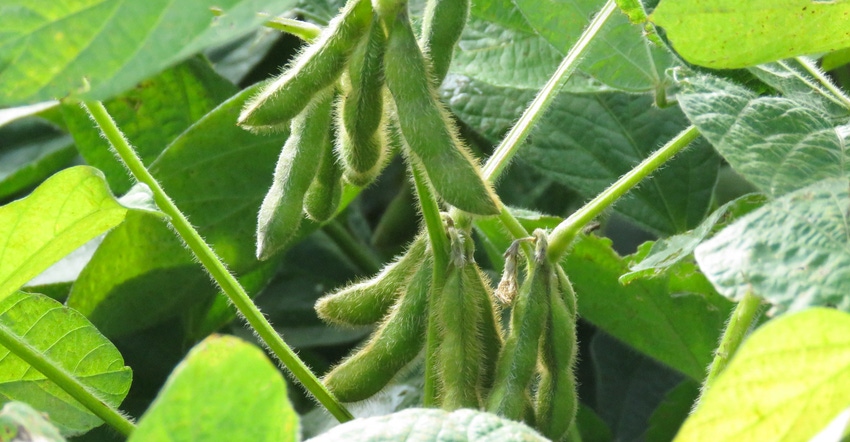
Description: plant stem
xmin=0 ymin=323 xmax=136 ymax=436
xmin=409 ymin=163 xmax=449 ymax=407
xmin=699 ymin=290 xmax=762 ymax=402
xmin=480 ymin=0 xmax=617 ymax=182
xmin=546 ymin=125 xmax=700 ymax=262
xmin=322 ymin=220 xmax=382 ymax=274
xmin=793 ymin=57 xmax=850 ymax=110
xmin=82 ymin=101 xmax=354 ymax=423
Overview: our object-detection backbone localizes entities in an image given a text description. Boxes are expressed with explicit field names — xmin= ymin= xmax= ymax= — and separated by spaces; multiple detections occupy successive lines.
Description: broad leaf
xmin=567 ymin=235 xmax=733 ymax=381
xmin=645 ymin=380 xmax=700 ymax=442
xmin=748 ymin=59 xmax=850 ymax=119
xmin=305 ymin=408 xmax=548 ymax=441
xmin=676 ymin=308 xmax=850 ymax=441
xmin=0 ymin=119 xmax=75 ymax=202
xmin=0 ymin=291 xmax=132 ymax=436
xmin=129 ymin=335 xmax=297 ymax=442
xmin=522 ymin=92 xmax=719 ymax=235
xmin=678 ymin=74 xmax=850 ymax=198
xmin=651 ymin=0 xmax=850 ymax=69
xmin=0 ymin=0 xmax=297 ymax=105
xmin=0 ymin=401 xmax=65 ymax=442
xmin=0 ymin=166 xmax=128 ymax=301
xmin=62 ymin=57 xmax=238 ymax=194
xmin=514 ymin=0 xmax=676 ymax=92
xmin=622 ymin=194 xmax=766 ymax=283
xmin=695 ymin=178 xmax=850 ymax=315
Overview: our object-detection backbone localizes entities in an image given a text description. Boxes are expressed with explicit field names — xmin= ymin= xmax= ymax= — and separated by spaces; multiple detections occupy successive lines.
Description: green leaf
xmin=695 ymin=178 xmax=850 ymax=315
xmin=567 ymin=235 xmax=733 ymax=380
xmin=0 ymin=401 xmax=65 ymax=442
xmin=0 ymin=119 xmax=76 ymax=202
xmin=621 ymin=194 xmax=767 ymax=283
xmin=651 ymin=0 xmax=850 ymax=69
xmin=678 ymin=73 xmax=850 ymax=198
xmin=747 ymin=59 xmax=850 ymax=119
xmin=514 ymin=0 xmax=676 ymax=92
xmin=0 ymin=0 xmax=297 ymax=105
xmin=305 ymin=408 xmax=548 ymax=441
xmin=645 ymin=380 xmax=700 ymax=442
xmin=0 ymin=292 xmax=132 ymax=436
xmin=0 ymin=166 xmax=128 ymax=302
xmin=62 ymin=57 xmax=238 ymax=194
xmin=129 ymin=335 xmax=297 ymax=442
xmin=676 ymin=308 xmax=850 ymax=442
xmin=66 ymin=211 xmax=213 ymax=339
xmin=522 ymin=92 xmax=719 ymax=235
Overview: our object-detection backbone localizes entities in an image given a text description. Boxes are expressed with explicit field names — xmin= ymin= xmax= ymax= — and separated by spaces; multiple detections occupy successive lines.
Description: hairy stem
xmin=547 ymin=125 xmax=700 ymax=262
xmin=323 ymin=220 xmax=382 ymax=274
xmin=793 ymin=57 xmax=850 ymax=110
xmin=0 ymin=323 xmax=136 ymax=436
xmin=83 ymin=101 xmax=354 ymax=423
xmin=699 ymin=290 xmax=763 ymax=402
xmin=410 ymin=163 xmax=449 ymax=406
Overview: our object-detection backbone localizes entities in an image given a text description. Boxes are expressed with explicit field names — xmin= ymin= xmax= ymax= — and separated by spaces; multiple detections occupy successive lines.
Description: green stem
xmin=322 ymin=220 xmax=382 ymax=274
xmin=410 ymin=162 xmax=449 ymax=407
xmin=546 ymin=125 xmax=699 ymax=262
xmin=0 ymin=323 xmax=136 ymax=436
xmin=82 ymin=101 xmax=354 ymax=423
xmin=699 ymin=291 xmax=762 ymax=401
xmin=480 ymin=0 xmax=617 ymax=182
xmin=792 ymin=57 xmax=850 ymax=110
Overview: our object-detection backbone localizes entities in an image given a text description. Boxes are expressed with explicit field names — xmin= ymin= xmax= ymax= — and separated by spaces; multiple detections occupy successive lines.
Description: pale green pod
xmin=336 ymin=16 xmax=389 ymax=186
xmin=535 ymin=268 xmax=578 ymax=441
xmin=485 ymin=248 xmax=552 ymax=421
xmin=238 ymin=0 xmax=372 ymax=131
xmin=419 ymin=0 xmax=470 ymax=85
xmin=383 ymin=10 xmax=500 ymax=216
xmin=316 ymin=236 xmax=427 ymax=326
xmin=303 ymin=127 xmax=344 ymax=223
xmin=256 ymin=90 xmax=334 ymax=260
xmin=437 ymin=261 xmax=485 ymax=410
xmin=468 ymin=263 xmax=504 ymax=393
xmin=322 ymin=254 xmax=432 ymax=402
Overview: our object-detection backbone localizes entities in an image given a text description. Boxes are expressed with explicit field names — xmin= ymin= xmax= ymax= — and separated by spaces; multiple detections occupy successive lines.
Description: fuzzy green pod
xmin=468 ymin=263 xmax=504 ymax=393
xmin=322 ymin=254 xmax=431 ymax=402
xmin=238 ymin=0 xmax=372 ymax=131
xmin=336 ymin=16 xmax=389 ymax=186
xmin=303 ymin=128 xmax=344 ymax=222
xmin=486 ymin=236 xmax=552 ymax=421
xmin=535 ymin=267 xmax=578 ymax=441
xmin=437 ymin=261 xmax=485 ymax=410
xmin=419 ymin=0 xmax=470 ymax=85
xmin=383 ymin=10 xmax=500 ymax=216
xmin=316 ymin=236 xmax=427 ymax=326
xmin=256 ymin=91 xmax=334 ymax=260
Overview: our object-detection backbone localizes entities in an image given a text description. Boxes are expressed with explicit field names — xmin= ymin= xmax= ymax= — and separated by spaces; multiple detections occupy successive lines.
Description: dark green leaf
xmin=644 ymin=380 xmax=699 ymax=442
xmin=567 ymin=235 xmax=732 ymax=380
xmin=129 ymin=335 xmax=297 ymax=442
xmin=678 ymin=73 xmax=850 ymax=197
xmin=0 ymin=0 xmax=297 ymax=105
xmin=695 ymin=178 xmax=850 ymax=315
xmin=522 ymin=92 xmax=719 ymax=235
xmin=62 ymin=57 xmax=238 ymax=194
xmin=0 ymin=292 xmax=132 ymax=436
xmin=0 ymin=119 xmax=75 ymax=201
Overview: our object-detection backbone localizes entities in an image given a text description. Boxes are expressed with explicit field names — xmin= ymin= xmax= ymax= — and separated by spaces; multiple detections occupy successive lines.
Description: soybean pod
xmin=336 ymin=15 xmax=389 ymax=186
xmin=419 ymin=0 xmax=470 ymax=85
xmin=256 ymin=90 xmax=334 ymax=260
xmin=468 ymin=263 xmax=504 ymax=393
xmin=437 ymin=242 xmax=485 ymax=410
xmin=486 ymin=232 xmax=552 ymax=421
xmin=322 ymin=254 xmax=431 ymax=402
xmin=304 ymin=126 xmax=344 ymax=223
xmin=239 ymin=0 xmax=372 ymax=131
xmin=383 ymin=9 xmax=500 ymax=216
xmin=316 ymin=236 xmax=427 ymax=326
